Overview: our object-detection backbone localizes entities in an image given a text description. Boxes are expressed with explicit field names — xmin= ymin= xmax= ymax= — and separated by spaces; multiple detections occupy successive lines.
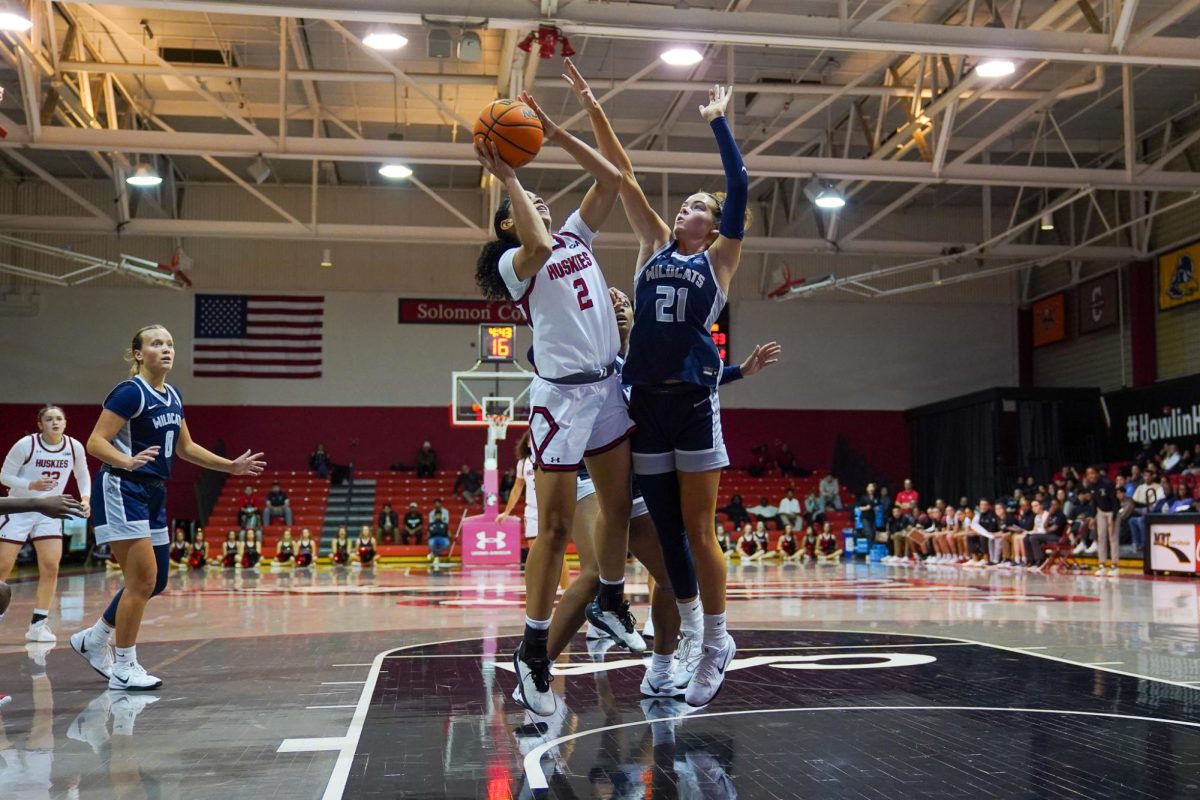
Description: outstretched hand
xmin=699 ymin=84 xmax=733 ymax=122
xmin=474 ymin=139 xmax=517 ymax=182
xmin=740 ymin=341 xmax=781 ymax=377
xmin=520 ymin=91 xmax=561 ymax=142
xmin=230 ymin=449 xmax=267 ymax=477
xmin=561 ymin=58 xmax=599 ymax=112
xmin=32 ymin=494 xmax=87 ymax=520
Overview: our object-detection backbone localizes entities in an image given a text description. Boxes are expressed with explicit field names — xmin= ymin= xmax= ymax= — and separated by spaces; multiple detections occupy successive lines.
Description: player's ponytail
xmin=124 ymin=323 xmax=167 ymax=376
xmin=475 ymin=197 xmax=519 ymax=302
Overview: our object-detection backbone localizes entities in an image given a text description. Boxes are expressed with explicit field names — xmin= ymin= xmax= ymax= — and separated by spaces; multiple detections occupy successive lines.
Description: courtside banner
xmin=398 ymin=298 xmax=528 ymax=325
xmin=1148 ymin=517 xmax=1200 ymax=576
xmin=1157 ymin=241 xmax=1200 ymax=311
xmin=1102 ymin=373 xmax=1200 ymax=457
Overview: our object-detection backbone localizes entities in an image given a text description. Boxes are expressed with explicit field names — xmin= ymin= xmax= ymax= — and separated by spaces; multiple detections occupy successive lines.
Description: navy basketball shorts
xmin=93 ymin=470 xmax=169 ymax=546
xmin=629 ymin=383 xmax=730 ymax=475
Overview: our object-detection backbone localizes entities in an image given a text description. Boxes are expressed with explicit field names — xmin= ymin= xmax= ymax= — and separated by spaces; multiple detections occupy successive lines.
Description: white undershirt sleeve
xmin=71 ymin=437 xmax=91 ymax=500
xmin=1 ymin=438 xmax=33 ymax=491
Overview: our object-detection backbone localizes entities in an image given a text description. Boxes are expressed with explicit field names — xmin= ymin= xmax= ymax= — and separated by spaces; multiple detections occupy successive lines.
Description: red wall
xmin=0 ymin=404 xmax=910 ymax=521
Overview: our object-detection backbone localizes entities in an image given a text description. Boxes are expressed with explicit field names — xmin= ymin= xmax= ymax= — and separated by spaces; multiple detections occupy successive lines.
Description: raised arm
xmin=520 ymin=90 xmax=620 ymax=233
xmin=700 ymin=85 xmax=749 ymax=294
xmin=561 ymin=59 xmax=671 ymax=264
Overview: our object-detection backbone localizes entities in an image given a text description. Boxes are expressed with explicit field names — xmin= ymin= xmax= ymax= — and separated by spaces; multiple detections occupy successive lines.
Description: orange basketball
xmin=473 ymin=99 xmax=544 ymax=169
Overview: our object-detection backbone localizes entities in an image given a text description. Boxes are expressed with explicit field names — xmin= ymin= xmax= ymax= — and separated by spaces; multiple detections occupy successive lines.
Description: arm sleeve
xmin=559 ymin=210 xmax=598 ymax=250
xmin=0 ymin=439 xmax=33 ymax=491
xmin=719 ymin=365 xmax=743 ymax=385
xmin=71 ymin=437 xmax=91 ymax=499
xmin=710 ymin=117 xmax=748 ymax=240
xmin=103 ymin=381 xmax=143 ymax=419
xmin=497 ymin=247 xmax=532 ymax=301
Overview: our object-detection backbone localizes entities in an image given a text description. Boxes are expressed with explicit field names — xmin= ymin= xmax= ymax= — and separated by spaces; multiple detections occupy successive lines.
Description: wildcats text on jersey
xmin=152 ymin=412 xmax=183 ymax=430
xmin=641 ymin=261 xmax=708 ymax=288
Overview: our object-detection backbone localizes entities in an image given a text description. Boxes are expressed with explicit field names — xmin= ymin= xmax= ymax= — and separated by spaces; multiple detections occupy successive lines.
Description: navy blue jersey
xmin=623 ymin=242 xmax=726 ymax=387
xmin=102 ymin=376 xmax=185 ymax=480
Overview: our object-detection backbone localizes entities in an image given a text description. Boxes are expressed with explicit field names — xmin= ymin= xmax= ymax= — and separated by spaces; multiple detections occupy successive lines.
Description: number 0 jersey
xmin=1 ymin=434 xmax=89 ymax=499
xmin=498 ymin=210 xmax=619 ymax=380
xmin=102 ymin=375 xmax=185 ymax=480
xmin=622 ymin=240 xmax=727 ymax=388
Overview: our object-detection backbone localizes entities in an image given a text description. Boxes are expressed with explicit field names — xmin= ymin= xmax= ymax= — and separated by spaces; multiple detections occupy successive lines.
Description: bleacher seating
xmin=206 ymin=471 xmax=329 ymax=557
xmin=716 ymin=471 xmax=854 ymax=552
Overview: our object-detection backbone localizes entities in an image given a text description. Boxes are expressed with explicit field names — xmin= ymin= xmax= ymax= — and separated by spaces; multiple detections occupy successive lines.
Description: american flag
xmin=194 ymin=294 xmax=324 ymax=379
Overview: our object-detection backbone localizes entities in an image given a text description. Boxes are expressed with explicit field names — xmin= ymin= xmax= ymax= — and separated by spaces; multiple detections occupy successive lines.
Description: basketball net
xmin=488 ymin=413 xmax=511 ymax=442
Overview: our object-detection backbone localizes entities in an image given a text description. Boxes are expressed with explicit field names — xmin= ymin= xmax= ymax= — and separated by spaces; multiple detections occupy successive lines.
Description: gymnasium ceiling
xmin=0 ymin=0 xmax=1199 ymax=296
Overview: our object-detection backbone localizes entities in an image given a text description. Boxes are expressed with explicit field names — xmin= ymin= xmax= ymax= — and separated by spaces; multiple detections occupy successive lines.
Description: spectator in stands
xmin=753 ymin=521 xmax=771 ymax=556
xmin=877 ymin=486 xmax=894 ymax=522
xmin=882 ymin=506 xmax=912 ymax=563
xmin=748 ymin=496 xmax=780 ymax=529
xmin=402 ymin=502 xmax=424 ymax=545
xmin=991 ymin=503 xmax=1018 ymax=566
xmin=221 ymin=531 xmax=240 ymax=567
xmin=896 ymin=479 xmax=919 ymax=512
xmin=454 ymin=464 xmax=483 ymax=505
xmin=1162 ymin=442 xmax=1184 ymax=474
xmin=816 ymin=524 xmax=842 ymax=564
xmin=416 ymin=441 xmax=437 ymax=479
xmin=1056 ymin=487 xmax=1073 ymax=519
xmin=803 ymin=524 xmax=819 ymax=564
xmin=295 ymin=529 xmax=316 ymax=568
xmin=803 ymin=491 xmax=825 ymax=524
xmin=189 ymin=530 xmax=210 ymax=569
xmin=242 ymin=529 xmax=262 ymax=569
xmin=1068 ymin=489 xmax=1096 ymax=555
xmin=170 ymin=528 xmax=190 ymax=568
xmin=238 ymin=485 xmax=260 ymax=529
xmin=819 ymin=473 xmax=843 ymax=510
xmin=857 ymin=483 xmax=880 ymax=540
xmin=309 ymin=443 xmax=331 ymax=479
xmin=499 ymin=467 xmax=516 ymax=503
xmin=1130 ymin=466 xmax=1165 ymax=551
xmin=355 ymin=525 xmax=377 ymax=567
xmin=1127 ymin=464 xmax=1143 ymax=489
xmin=737 ymin=524 xmax=766 ymax=563
xmin=719 ymin=494 xmax=751 ymax=528
xmin=263 ymin=481 xmax=292 ymax=527
xmin=776 ymin=441 xmax=808 ymax=477
xmin=428 ymin=520 xmax=451 ymax=569
xmin=275 ymin=529 xmax=295 ymax=565
xmin=778 ymin=489 xmax=801 ymax=528
xmin=331 ymin=526 xmax=351 ymax=566
xmin=377 ymin=502 xmax=399 ymax=544
xmin=1025 ymin=499 xmax=1057 ymax=571
xmin=429 ymin=499 xmax=451 ymax=542
xmin=776 ymin=525 xmax=800 ymax=563
xmin=716 ymin=524 xmax=734 ymax=560
xmin=1085 ymin=465 xmax=1117 ymax=563
xmin=748 ymin=443 xmax=771 ymax=477
xmin=971 ymin=498 xmax=999 ymax=567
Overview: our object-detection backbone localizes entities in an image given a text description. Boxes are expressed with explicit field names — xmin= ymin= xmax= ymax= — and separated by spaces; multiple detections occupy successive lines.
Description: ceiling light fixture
xmin=363 ymin=25 xmax=407 ymax=51
xmin=976 ymin=58 xmax=1016 ymax=78
xmin=660 ymin=47 xmax=704 ymax=66
xmin=320 ymin=248 xmax=333 ymax=268
xmin=126 ymin=161 xmax=163 ymax=187
xmin=0 ymin=1 xmax=32 ymax=32
xmin=247 ymin=155 xmax=271 ymax=185
xmin=1040 ymin=211 xmax=1055 ymax=231
xmin=379 ymin=163 xmax=413 ymax=179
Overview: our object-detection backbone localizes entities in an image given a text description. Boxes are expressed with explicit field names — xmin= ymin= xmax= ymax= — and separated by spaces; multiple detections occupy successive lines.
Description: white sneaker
xmin=672 ymin=632 xmax=702 ymax=690
xmin=70 ymin=629 xmax=114 ymax=680
xmin=108 ymin=660 xmax=162 ymax=691
xmin=585 ymin=600 xmax=647 ymax=654
xmin=511 ymin=645 xmax=555 ymax=717
xmin=1085 ymin=543 xmax=1098 ymax=554
xmin=640 ymin=669 xmax=682 ymax=698
xmin=110 ymin=692 xmax=160 ymax=735
xmin=26 ymin=620 xmax=56 ymax=643
xmin=1072 ymin=543 xmax=1086 ymax=555
xmin=25 ymin=641 xmax=53 ymax=668
xmin=642 ymin=616 xmax=656 ymax=640
xmin=585 ymin=622 xmax=610 ymax=641
xmin=685 ymin=635 xmax=736 ymax=707
xmin=1107 ymin=566 xmax=1121 ymax=578
xmin=1094 ymin=567 xmax=1107 ymax=577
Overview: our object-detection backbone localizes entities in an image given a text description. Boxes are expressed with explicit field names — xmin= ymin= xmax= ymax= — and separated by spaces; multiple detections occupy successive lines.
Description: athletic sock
xmin=597 ymin=577 xmax=625 ymax=612
xmin=114 ymin=645 xmax=136 ymax=665
xmin=702 ymin=612 xmax=728 ymax=649
xmin=522 ymin=617 xmax=550 ymax=661
xmin=31 ymin=609 xmax=48 ymax=626
xmin=90 ymin=617 xmax=115 ymax=646
xmin=676 ymin=596 xmax=703 ymax=638
xmin=649 ymin=652 xmax=673 ymax=677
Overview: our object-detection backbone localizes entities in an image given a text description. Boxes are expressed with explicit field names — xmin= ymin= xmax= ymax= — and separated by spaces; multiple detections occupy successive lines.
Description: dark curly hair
xmin=475 ymin=197 xmax=520 ymax=302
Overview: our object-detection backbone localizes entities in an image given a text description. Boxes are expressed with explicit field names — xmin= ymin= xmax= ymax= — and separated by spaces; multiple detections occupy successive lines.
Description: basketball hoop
xmin=488 ymin=412 xmax=511 ymax=441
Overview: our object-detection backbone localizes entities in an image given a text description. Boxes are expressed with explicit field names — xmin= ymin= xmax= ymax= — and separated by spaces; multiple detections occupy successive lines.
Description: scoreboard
xmin=711 ymin=305 xmax=732 ymax=364
xmin=478 ymin=324 xmax=516 ymax=363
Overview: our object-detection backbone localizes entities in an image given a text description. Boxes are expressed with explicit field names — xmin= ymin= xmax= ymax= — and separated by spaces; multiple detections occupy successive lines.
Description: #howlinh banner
xmin=1103 ymin=373 xmax=1200 ymax=457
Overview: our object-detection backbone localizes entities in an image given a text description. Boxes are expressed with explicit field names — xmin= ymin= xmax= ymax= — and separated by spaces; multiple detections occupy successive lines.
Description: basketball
xmin=473 ymin=99 xmax=544 ymax=168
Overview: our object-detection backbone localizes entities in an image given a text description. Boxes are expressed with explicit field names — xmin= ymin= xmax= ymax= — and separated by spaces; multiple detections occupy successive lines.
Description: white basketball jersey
xmin=499 ymin=210 xmax=619 ymax=380
xmin=519 ymin=456 xmax=538 ymax=519
xmin=1 ymin=434 xmax=87 ymax=498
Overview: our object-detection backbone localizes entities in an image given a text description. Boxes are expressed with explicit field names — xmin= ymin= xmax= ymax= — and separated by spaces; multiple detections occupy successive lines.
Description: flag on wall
xmin=1077 ymin=272 xmax=1119 ymax=334
xmin=1158 ymin=242 xmax=1200 ymax=311
xmin=194 ymin=294 xmax=324 ymax=379
xmin=1031 ymin=292 xmax=1066 ymax=347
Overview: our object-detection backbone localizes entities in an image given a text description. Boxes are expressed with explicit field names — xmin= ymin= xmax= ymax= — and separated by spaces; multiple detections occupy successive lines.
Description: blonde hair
xmin=125 ymin=324 xmax=169 ymax=376
xmin=36 ymin=404 xmax=64 ymax=424
xmin=702 ymin=191 xmax=754 ymax=234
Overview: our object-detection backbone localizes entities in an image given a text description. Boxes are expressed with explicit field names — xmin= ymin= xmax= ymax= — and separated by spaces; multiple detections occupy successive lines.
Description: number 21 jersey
xmin=102 ymin=374 xmax=185 ymax=480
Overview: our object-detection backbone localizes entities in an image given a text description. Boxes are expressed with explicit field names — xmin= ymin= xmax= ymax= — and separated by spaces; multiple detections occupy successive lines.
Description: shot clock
xmin=479 ymin=324 xmax=516 ymax=363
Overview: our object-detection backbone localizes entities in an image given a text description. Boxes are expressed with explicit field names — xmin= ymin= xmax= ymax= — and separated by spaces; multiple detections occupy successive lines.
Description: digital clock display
xmin=710 ymin=306 xmax=731 ymax=364
xmin=479 ymin=324 xmax=516 ymax=363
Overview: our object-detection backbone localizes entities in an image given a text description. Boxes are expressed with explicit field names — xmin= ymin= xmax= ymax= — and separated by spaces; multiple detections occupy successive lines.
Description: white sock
xmin=91 ymin=617 xmax=115 ymax=644
xmin=650 ymin=652 xmax=673 ymax=676
xmin=702 ymin=612 xmax=727 ymax=649
xmin=114 ymin=645 xmax=136 ymax=665
xmin=523 ymin=616 xmax=551 ymax=631
xmin=676 ymin=597 xmax=702 ymax=638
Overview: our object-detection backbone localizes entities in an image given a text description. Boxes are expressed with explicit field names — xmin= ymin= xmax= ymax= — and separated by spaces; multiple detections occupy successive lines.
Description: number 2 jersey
xmin=622 ymin=240 xmax=727 ymax=388
xmin=102 ymin=375 xmax=185 ymax=480
xmin=498 ymin=210 xmax=619 ymax=380
xmin=1 ymin=434 xmax=89 ymax=498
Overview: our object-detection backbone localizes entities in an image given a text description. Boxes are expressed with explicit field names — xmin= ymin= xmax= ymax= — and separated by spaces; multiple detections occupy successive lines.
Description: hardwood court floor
xmin=2 ymin=562 xmax=1199 ymax=799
